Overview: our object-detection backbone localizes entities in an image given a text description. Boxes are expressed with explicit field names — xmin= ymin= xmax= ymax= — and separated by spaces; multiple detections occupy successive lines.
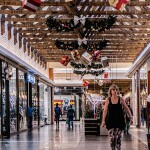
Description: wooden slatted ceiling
xmin=0 ymin=0 xmax=150 ymax=63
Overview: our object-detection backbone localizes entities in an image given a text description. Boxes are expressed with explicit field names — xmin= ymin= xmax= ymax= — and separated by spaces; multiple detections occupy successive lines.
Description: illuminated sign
xmin=24 ymin=73 xmax=35 ymax=84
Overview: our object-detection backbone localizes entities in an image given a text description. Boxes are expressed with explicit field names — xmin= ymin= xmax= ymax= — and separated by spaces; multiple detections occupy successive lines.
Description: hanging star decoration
xmin=55 ymin=39 xmax=108 ymax=51
xmin=46 ymin=15 xmax=117 ymax=33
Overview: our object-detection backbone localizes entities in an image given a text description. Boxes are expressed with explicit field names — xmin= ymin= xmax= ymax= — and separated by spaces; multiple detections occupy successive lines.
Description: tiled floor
xmin=0 ymin=123 xmax=148 ymax=150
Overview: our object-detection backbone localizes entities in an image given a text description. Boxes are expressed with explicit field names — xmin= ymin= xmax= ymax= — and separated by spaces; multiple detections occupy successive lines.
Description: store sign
xmin=24 ymin=73 xmax=35 ymax=84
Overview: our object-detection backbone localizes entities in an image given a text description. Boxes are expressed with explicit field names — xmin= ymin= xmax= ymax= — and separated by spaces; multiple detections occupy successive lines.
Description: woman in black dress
xmin=101 ymin=84 xmax=133 ymax=150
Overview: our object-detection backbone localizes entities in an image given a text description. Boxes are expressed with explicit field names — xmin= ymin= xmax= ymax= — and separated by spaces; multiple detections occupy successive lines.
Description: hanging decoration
xmin=55 ymin=40 xmax=79 ymax=51
xmin=91 ymin=50 xmax=101 ymax=61
xmin=98 ymin=80 xmax=104 ymax=86
xmin=83 ymin=80 xmax=89 ymax=87
xmin=71 ymin=50 xmax=80 ymax=61
xmin=82 ymin=40 xmax=108 ymax=52
xmin=46 ymin=15 xmax=117 ymax=33
xmin=22 ymin=0 xmax=41 ymax=12
xmin=101 ymin=57 xmax=109 ymax=67
xmin=60 ymin=56 xmax=70 ymax=66
xmin=46 ymin=16 xmax=80 ymax=32
xmin=104 ymin=72 xmax=109 ymax=79
xmin=109 ymin=0 xmax=129 ymax=11
xmin=80 ymin=51 xmax=92 ymax=66
xmin=84 ymin=15 xmax=117 ymax=32
xmin=70 ymin=62 xmax=103 ymax=69
xmin=73 ymin=69 xmax=105 ymax=76
xmin=55 ymin=39 xmax=108 ymax=51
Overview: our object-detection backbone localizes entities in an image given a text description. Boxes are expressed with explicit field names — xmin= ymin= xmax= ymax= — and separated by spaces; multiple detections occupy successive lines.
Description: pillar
xmin=132 ymin=74 xmax=136 ymax=125
xmin=49 ymin=68 xmax=54 ymax=124
xmin=49 ymin=68 xmax=54 ymax=81
xmin=136 ymin=70 xmax=141 ymax=128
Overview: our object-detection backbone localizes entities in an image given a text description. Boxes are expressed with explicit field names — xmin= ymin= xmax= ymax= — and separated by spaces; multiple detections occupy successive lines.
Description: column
xmin=49 ymin=68 xmax=54 ymax=81
xmin=49 ymin=68 xmax=54 ymax=124
xmin=132 ymin=74 xmax=136 ymax=125
xmin=136 ymin=70 xmax=141 ymax=128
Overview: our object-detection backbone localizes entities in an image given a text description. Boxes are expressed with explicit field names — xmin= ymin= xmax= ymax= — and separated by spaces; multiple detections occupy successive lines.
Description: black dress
xmin=106 ymin=97 xmax=125 ymax=130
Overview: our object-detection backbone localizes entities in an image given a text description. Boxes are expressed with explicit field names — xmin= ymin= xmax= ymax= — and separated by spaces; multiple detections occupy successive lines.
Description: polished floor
xmin=0 ymin=123 xmax=148 ymax=150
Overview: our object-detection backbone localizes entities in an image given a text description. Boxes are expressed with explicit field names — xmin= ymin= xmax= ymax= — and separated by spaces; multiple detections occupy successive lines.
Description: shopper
xmin=101 ymin=84 xmax=133 ymax=150
xmin=124 ymin=104 xmax=133 ymax=134
xmin=27 ymin=105 xmax=34 ymax=132
xmin=54 ymin=103 xmax=61 ymax=129
xmin=67 ymin=105 xmax=75 ymax=130
xmin=141 ymin=106 xmax=145 ymax=126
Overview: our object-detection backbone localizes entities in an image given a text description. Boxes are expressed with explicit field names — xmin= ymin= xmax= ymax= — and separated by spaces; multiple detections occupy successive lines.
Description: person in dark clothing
xmin=67 ymin=105 xmax=75 ymax=130
xmin=101 ymin=84 xmax=133 ymax=150
xmin=28 ymin=105 xmax=34 ymax=132
xmin=141 ymin=106 xmax=145 ymax=126
xmin=54 ymin=103 xmax=61 ymax=129
xmin=124 ymin=104 xmax=133 ymax=134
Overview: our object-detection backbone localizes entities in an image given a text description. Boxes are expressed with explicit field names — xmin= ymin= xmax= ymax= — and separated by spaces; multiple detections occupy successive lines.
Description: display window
xmin=47 ymin=86 xmax=52 ymax=124
xmin=39 ymin=83 xmax=45 ymax=125
xmin=54 ymin=86 xmax=82 ymax=121
xmin=18 ymin=70 xmax=27 ymax=130
xmin=1 ymin=62 xmax=6 ymax=135
xmin=54 ymin=96 xmax=77 ymax=121
xmin=32 ymin=80 xmax=38 ymax=127
xmin=140 ymin=66 xmax=147 ymax=128
xmin=9 ymin=65 xmax=17 ymax=133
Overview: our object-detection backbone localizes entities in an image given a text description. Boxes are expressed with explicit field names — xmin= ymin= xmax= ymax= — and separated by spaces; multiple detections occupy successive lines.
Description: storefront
xmin=39 ymin=82 xmax=52 ymax=126
xmin=130 ymin=66 xmax=147 ymax=128
xmin=0 ymin=56 xmax=53 ymax=138
xmin=54 ymin=86 xmax=83 ymax=121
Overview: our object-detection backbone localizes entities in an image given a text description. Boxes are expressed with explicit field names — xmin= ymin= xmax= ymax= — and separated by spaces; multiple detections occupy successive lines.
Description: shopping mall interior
xmin=0 ymin=0 xmax=149 ymax=149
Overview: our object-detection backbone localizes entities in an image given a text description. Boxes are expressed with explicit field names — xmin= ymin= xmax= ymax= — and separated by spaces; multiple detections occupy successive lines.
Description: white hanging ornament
xmin=98 ymin=79 xmax=103 ymax=86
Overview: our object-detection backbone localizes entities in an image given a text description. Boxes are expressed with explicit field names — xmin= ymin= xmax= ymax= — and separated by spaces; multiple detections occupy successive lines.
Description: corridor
xmin=0 ymin=123 xmax=148 ymax=150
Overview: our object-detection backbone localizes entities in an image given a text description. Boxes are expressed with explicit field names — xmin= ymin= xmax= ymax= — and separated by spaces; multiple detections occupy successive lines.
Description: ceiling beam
xmin=1 ymin=9 xmax=150 ymax=15
xmin=0 ymin=1 xmax=149 ymax=6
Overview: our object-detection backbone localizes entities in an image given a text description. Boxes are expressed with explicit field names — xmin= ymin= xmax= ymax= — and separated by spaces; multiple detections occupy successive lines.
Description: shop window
xmin=18 ymin=70 xmax=27 ymax=130
xmin=32 ymin=80 xmax=38 ymax=127
xmin=39 ymin=83 xmax=45 ymax=125
xmin=9 ymin=65 xmax=17 ymax=133
xmin=1 ymin=62 xmax=6 ymax=135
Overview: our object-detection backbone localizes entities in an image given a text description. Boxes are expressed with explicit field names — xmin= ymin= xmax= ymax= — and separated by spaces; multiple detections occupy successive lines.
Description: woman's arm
xmin=101 ymin=98 xmax=109 ymax=127
xmin=120 ymin=98 xmax=133 ymax=124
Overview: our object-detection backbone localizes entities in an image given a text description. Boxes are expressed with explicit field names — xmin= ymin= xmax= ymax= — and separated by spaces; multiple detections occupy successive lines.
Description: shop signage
xmin=24 ymin=73 xmax=35 ymax=84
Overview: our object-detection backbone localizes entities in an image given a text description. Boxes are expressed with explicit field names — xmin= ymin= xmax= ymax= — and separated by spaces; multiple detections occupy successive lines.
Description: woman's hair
xmin=108 ymin=84 xmax=120 ymax=97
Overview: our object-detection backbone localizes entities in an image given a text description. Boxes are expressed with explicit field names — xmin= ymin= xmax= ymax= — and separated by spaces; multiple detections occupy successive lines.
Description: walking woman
xmin=101 ymin=84 xmax=133 ymax=150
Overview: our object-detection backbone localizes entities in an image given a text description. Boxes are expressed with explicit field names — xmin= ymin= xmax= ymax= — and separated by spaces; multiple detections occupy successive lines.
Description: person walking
xmin=141 ymin=106 xmax=145 ymax=126
xmin=67 ymin=105 xmax=75 ymax=130
xmin=124 ymin=104 xmax=133 ymax=134
xmin=101 ymin=84 xmax=133 ymax=150
xmin=27 ymin=105 xmax=34 ymax=132
xmin=54 ymin=103 xmax=61 ymax=129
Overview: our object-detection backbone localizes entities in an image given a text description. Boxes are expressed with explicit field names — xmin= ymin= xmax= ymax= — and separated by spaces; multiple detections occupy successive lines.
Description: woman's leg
xmin=115 ymin=128 xmax=122 ymax=150
xmin=108 ymin=128 xmax=116 ymax=150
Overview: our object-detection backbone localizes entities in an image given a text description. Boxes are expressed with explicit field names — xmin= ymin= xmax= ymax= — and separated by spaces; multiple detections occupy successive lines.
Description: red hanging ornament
xmin=104 ymin=73 xmax=108 ymax=79
xmin=60 ymin=56 xmax=70 ymax=66
xmin=109 ymin=0 xmax=129 ymax=11
xmin=83 ymin=80 xmax=89 ymax=87
xmin=22 ymin=0 xmax=41 ymax=12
